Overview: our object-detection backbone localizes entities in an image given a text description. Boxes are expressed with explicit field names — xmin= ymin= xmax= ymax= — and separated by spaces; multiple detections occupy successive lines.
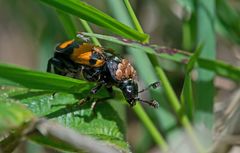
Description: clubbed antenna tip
xmin=138 ymin=81 xmax=161 ymax=93
xmin=150 ymin=100 xmax=159 ymax=108
xmin=151 ymin=81 xmax=161 ymax=89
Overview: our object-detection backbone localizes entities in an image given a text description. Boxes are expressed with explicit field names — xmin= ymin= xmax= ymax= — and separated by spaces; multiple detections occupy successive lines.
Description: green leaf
xmin=0 ymin=87 xmax=129 ymax=152
xmin=0 ymin=63 xmax=93 ymax=93
xmin=39 ymin=0 xmax=149 ymax=42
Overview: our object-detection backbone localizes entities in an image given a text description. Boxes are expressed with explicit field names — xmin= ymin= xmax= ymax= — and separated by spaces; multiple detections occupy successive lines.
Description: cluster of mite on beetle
xmin=115 ymin=59 xmax=137 ymax=81
xmin=47 ymin=33 xmax=160 ymax=108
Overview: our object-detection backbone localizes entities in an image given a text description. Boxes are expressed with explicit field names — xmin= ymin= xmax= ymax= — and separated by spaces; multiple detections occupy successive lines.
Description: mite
xmin=47 ymin=34 xmax=159 ymax=108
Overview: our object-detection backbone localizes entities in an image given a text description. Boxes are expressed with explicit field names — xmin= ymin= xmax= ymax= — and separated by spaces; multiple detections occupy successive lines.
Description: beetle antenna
xmin=136 ymin=98 xmax=159 ymax=108
xmin=138 ymin=81 xmax=161 ymax=93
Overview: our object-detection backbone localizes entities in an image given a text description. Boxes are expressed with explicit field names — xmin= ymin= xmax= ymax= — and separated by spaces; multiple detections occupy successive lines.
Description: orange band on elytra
xmin=59 ymin=40 xmax=74 ymax=49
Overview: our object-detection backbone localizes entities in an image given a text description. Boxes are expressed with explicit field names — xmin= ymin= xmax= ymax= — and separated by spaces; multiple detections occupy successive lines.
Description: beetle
xmin=47 ymin=34 xmax=159 ymax=108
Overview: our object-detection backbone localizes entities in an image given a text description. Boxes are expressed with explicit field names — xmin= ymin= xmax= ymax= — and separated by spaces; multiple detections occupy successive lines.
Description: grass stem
xmin=79 ymin=19 xmax=101 ymax=46
xmin=123 ymin=0 xmax=205 ymax=152
xmin=123 ymin=0 xmax=169 ymax=151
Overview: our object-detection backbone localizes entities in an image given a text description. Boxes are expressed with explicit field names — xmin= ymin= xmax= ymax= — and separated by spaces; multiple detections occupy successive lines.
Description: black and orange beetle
xmin=47 ymin=34 xmax=159 ymax=108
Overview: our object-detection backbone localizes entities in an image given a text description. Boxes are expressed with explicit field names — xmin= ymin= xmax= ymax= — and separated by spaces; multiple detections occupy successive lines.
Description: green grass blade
xmin=152 ymin=63 xmax=205 ymax=153
xmin=198 ymin=58 xmax=240 ymax=81
xmin=0 ymin=63 xmax=92 ymax=93
xmin=180 ymin=46 xmax=202 ymax=120
xmin=195 ymin=0 xmax=216 ymax=128
xmin=81 ymin=32 xmax=240 ymax=82
xmin=186 ymin=45 xmax=203 ymax=73
xmin=133 ymin=104 xmax=169 ymax=151
xmin=123 ymin=0 xmax=144 ymax=33
xmin=81 ymin=32 xmax=188 ymax=62
xmin=181 ymin=75 xmax=194 ymax=120
xmin=56 ymin=9 xmax=77 ymax=38
xmin=39 ymin=0 xmax=149 ymax=42
xmin=216 ymin=0 xmax=240 ymax=44
xmin=56 ymin=7 xmax=101 ymax=46
xmin=79 ymin=19 xmax=101 ymax=46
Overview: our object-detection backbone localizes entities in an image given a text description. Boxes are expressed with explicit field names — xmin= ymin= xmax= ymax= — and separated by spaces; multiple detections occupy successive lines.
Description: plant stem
xmin=133 ymin=104 xmax=169 ymax=151
xmin=123 ymin=0 xmax=144 ymax=34
xmin=123 ymin=0 xmax=205 ymax=152
xmin=152 ymin=59 xmax=204 ymax=153
xmin=79 ymin=19 xmax=101 ymax=46
xmin=123 ymin=0 xmax=169 ymax=151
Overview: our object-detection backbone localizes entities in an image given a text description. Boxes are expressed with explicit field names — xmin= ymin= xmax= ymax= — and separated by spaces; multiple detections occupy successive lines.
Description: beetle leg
xmin=90 ymin=96 xmax=113 ymax=115
xmin=47 ymin=58 xmax=53 ymax=72
xmin=90 ymin=69 xmax=101 ymax=78
xmin=62 ymin=59 xmax=79 ymax=73
xmin=74 ymin=83 xmax=103 ymax=109
xmin=47 ymin=57 xmax=68 ymax=75
xmin=91 ymin=101 xmax=97 ymax=115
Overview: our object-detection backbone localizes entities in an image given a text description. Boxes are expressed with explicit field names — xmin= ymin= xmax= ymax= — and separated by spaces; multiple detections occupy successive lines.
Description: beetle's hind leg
xmin=47 ymin=57 xmax=68 ymax=75
xmin=47 ymin=58 xmax=53 ymax=73
xmin=47 ymin=58 xmax=62 ymax=101
xmin=47 ymin=58 xmax=80 ymax=103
